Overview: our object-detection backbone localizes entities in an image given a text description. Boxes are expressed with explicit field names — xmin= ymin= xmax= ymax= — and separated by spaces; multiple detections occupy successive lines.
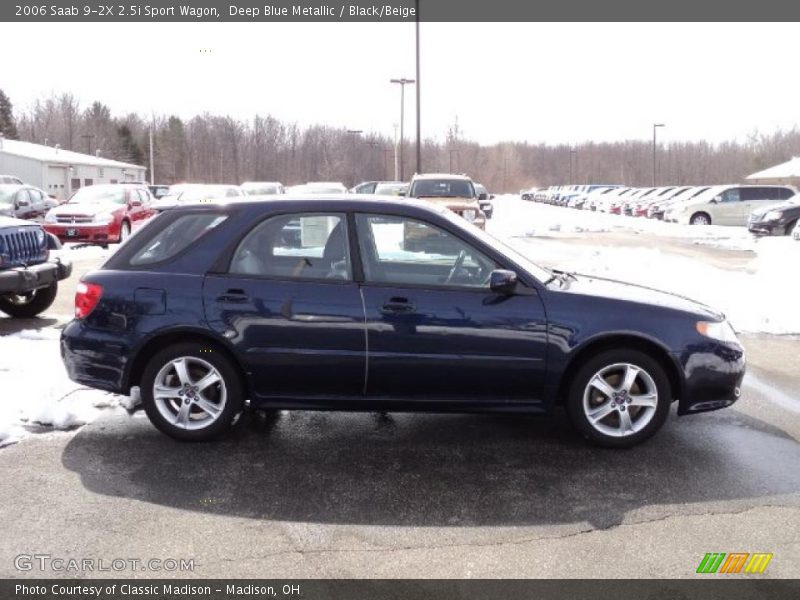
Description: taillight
xmin=75 ymin=282 xmax=103 ymax=319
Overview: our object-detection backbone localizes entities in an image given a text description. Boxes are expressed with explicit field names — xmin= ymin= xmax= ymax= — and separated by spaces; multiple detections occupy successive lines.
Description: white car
xmin=153 ymin=184 xmax=246 ymax=211
xmin=285 ymin=182 xmax=348 ymax=195
xmin=665 ymin=184 xmax=796 ymax=226
xmin=241 ymin=181 xmax=285 ymax=195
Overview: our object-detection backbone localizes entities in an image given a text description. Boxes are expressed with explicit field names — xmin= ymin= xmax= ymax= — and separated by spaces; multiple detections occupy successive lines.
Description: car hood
xmin=416 ymin=197 xmax=480 ymax=210
xmin=556 ymin=273 xmax=723 ymax=320
xmin=0 ymin=215 xmax=36 ymax=227
xmin=750 ymin=200 xmax=800 ymax=217
xmin=49 ymin=202 xmax=119 ymax=216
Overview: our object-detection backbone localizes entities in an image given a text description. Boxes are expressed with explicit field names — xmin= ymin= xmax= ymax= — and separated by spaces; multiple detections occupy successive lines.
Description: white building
xmin=0 ymin=138 xmax=146 ymax=200
xmin=746 ymin=156 xmax=800 ymax=187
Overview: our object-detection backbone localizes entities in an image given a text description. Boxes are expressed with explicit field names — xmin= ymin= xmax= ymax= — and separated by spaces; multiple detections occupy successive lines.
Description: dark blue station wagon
xmin=61 ymin=197 xmax=745 ymax=447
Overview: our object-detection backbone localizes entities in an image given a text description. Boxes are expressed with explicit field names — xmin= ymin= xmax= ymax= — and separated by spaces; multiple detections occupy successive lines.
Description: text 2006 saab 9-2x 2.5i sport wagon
xmin=60 ymin=196 xmax=745 ymax=448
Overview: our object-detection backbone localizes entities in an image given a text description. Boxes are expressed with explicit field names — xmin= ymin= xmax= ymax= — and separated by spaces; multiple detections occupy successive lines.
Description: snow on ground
xmin=488 ymin=197 xmax=800 ymax=335
xmin=0 ymin=328 xmax=125 ymax=448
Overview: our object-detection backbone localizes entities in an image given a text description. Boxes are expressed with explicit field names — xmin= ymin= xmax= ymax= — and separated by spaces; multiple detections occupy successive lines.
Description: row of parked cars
xmin=522 ymin=183 xmax=800 ymax=236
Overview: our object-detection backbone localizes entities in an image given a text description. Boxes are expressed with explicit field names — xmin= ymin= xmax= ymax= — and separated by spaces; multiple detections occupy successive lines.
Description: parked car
xmin=0 ymin=216 xmax=72 ymax=317
xmin=286 ymin=182 xmax=348 ymax=195
xmin=148 ymin=185 xmax=170 ymax=199
xmin=62 ymin=198 xmax=745 ymax=448
xmin=648 ymin=186 xmax=710 ymax=220
xmin=241 ymin=181 xmax=285 ymax=196
xmin=407 ymin=173 xmax=485 ymax=229
xmin=474 ymin=183 xmax=494 ymax=218
xmin=351 ymin=181 xmax=381 ymax=194
xmin=44 ymin=184 xmax=155 ymax=246
xmin=373 ymin=181 xmax=408 ymax=196
xmin=748 ymin=193 xmax=800 ymax=236
xmin=665 ymin=185 xmax=796 ymax=226
xmin=0 ymin=184 xmax=57 ymax=220
xmin=0 ymin=175 xmax=23 ymax=185
xmin=153 ymin=184 xmax=246 ymax=211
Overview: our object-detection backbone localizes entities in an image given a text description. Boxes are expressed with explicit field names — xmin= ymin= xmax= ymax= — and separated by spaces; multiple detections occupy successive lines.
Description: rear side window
xmin=129 ymin=213 xmax=228 ymax=266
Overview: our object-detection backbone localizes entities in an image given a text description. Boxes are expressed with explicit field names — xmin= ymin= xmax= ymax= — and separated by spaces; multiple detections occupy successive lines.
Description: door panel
xmin=355 ymin=213 xmax=548 ymax=403
xmin=203 ymin=277 xmax=366 ymax=399
xmin=361 ymin=286 xmax=548 ymax=402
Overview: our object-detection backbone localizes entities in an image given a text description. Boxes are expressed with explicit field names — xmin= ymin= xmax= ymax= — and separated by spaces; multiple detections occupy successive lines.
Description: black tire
xmin=784 ymin=219 xmax=797 ymax=236
xmin=118 ymin=220 xmax=131 ymax=244
xmin=690 ymin=212 xmax=711 ymax=226
xmin=565 ymin=348 xmax=672 ymax=448
xmin=0 ymin=282 xmax=58 ymax=318
xmin=141 ymin=342 xmax=244 ymax=441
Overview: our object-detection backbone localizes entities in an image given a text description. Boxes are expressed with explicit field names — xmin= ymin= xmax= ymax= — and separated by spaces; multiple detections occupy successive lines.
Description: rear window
xmin=129 ymin=213 xmax=228 ymax=266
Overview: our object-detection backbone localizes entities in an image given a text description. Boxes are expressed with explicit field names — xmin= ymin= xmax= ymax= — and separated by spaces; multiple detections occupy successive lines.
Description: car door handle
xmin=381 ymin=297 xmax=415 ymax=314
xmin=217 ymin=289 xmax=249 ymax=303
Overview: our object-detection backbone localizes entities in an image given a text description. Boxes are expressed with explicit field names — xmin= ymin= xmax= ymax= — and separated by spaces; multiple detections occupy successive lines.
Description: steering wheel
xmin=444 ymin=250 xmax=468 ymax=284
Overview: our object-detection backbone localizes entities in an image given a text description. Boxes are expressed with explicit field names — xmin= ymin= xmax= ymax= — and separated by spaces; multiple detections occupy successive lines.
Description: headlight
xmin=696 ymin=320 xmax=739 ymax=344
xmin=93 ymin=212 xmax=114 ymax=225
xmin=462 ymin=209 xmax=477 ymax=222
xmin=44 ymin=212 xmax=57 ymax=223
xmin=763 ymin=210 xmax=783 ymax=221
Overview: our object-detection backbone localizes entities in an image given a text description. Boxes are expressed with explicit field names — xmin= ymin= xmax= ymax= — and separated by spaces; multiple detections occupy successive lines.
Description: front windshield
xmin=375 ymin=183 xmax=407 ymax=195
xmin=70 ymin=186 xmax=126 ymax=204
xmin=439 ymin=209 xmax=554 ymax=283
xmin=410 ymin=179 xmax=475 ymax=198
xmin=177 ymin=186 xmax=228 ymax=202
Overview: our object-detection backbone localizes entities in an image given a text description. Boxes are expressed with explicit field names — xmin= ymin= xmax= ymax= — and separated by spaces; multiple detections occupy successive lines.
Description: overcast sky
xmin=1 ymin=22 xmax=797 ymax=145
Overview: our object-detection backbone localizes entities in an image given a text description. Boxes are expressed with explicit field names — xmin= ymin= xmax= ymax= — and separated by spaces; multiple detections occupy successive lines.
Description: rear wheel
xmin=784 ymin=219 xmax=797 ymax=236
xmin=566 ymin=349 xmax=671 ymax=448
xmin=690 ymin=212 xmax=711 ymax=226
xmin=0 ymin=282 xmax=58 ymax=318
xmin=141 ymin=342 xmax=244 ymax=441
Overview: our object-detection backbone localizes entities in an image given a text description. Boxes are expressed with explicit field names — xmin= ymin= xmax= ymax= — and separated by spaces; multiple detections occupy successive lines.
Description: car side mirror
xmin=490 ymin=194 xmax=496 ymax=200
xmin=710 ymin=196 xmax=720 ymax=204
xmin=478 ymin=193 xmax=488 ymax=201
xmin=399 ymin=191 xmax=406 ymax=197
xmin=489 ymin=269 xmax=518 ymax=294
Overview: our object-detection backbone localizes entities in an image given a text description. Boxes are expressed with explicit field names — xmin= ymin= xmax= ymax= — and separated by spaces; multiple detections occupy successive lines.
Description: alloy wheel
xmin=582 ymin=362 xmax=658 ymax=438
xmin=152 ymin=356 xmax=227 ymax=430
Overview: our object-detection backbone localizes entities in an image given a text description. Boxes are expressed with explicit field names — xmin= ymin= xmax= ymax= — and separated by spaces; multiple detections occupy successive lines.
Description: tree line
xmin=2 ymin=89 xmax=799 ymax=192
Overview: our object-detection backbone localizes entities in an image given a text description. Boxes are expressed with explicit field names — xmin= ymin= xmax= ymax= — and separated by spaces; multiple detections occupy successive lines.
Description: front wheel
xmin=690 ymin=212 xmax=711 ymax=226
xmin=141 ymin=342 xmax=244 ymax=441
xmin=0 ymin=282 xmax=58 ymax=318
xmin=118 ymin=220 xmax=131 ymax=243
xmin=566 ymin=349 xmax=671 ymax=448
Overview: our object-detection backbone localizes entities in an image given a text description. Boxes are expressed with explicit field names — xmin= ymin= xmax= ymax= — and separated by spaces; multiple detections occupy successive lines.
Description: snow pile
xmin=0 ymin=328 xmax=123 ymax=447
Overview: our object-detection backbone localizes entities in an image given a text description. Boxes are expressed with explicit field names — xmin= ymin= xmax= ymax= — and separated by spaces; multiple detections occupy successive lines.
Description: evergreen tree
xmin=0 ymin=89 xmax=19 ymax=140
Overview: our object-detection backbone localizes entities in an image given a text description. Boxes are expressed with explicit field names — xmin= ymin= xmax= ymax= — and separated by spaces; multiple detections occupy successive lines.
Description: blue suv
xmin=60 ymin=197 xmax=745 ymax=447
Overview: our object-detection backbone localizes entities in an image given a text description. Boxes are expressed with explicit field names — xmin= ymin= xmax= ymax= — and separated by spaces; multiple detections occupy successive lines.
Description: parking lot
xmin=1 ymin=198 xmax=799 ymax=578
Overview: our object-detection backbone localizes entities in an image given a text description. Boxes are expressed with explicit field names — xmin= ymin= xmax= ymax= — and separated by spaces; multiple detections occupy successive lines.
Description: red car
xmin=44 ymin=184 xmax=155 ymax=246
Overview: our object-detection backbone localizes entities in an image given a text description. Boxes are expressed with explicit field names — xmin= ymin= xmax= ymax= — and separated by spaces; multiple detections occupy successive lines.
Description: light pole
xmin=449 ymin=149 xmax=459 ymax=173
xmin=569 ymin=148 xmax=576 ymax=183
xmin=415 ymin=0 xmax=421 ymax=174
xmin=390 ymin=78 xmax=415 ymax=180
xmin=347 ymin=129 xmax=362 ymax=187
xmin=652 ymin=123 xmax=665 ymax=187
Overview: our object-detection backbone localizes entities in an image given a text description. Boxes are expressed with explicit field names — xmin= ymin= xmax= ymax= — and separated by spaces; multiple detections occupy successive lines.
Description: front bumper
xmin=747 ymin=219 xmax=788 ymax=236
xmin=675 ymin=341 xmax=745 ymax=416
xmin=0 ymin=258 xmax=72 ymax=294
xmin=44 ymin=222 xmax=118 ymax=244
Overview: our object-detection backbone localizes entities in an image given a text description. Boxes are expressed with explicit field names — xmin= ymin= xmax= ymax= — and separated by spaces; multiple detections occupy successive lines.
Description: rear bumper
xmin=61 ymin=319 xmax=128 ymax=394
xmin=0 ymin=258 xmax=72 ymax=294
xmin=675 ymin=342 xmax=746 ymax=416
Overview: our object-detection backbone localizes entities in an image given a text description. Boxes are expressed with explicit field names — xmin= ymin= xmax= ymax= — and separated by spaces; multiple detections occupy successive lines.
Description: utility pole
xmin=392 ymin=123 xmax=399 ymax=180
xmin=415 ymin=0 xmax=421 ymax=174
xmin=390 ymin=78 xmax=415 ymax=180
xmin=653 ymin=123 xmax=665 ymax=187
xmin=148 ymin=125 xmax=155 ymax=185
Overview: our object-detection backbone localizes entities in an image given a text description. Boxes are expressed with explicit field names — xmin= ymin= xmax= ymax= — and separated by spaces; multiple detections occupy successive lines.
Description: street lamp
xmin=569 ymin=148 xmax=577 ymax=183
xmin=415 ymin=0 xmax=421 ymax=175
xmin=390 ymin=78 xmax=415 ymax=180
xmin=652 ymin=123 xmax=665 ymax=187
xmin=347 ymin=129 xmax=362 ymax=187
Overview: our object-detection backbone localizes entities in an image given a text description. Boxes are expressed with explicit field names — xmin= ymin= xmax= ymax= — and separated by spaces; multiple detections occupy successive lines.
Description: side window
xmin=27 ymin=188 xmax=43 ymax=203
xmin=137 ymin=189 xmax=150 ymax=205
xmin=355 ymin=214 xmax=498 ymax=289
xmin=15 ymin=189 xmax=31 ymax=206
xmin=129 ymin=213 xmax=228 ymax=266
xmin=230 ymin=213 xmax=351 ymax=281
xmin=720 ymin=188 xmax=741 ymax=203
xmin=777 ymin=188 xmax=795 ymax=200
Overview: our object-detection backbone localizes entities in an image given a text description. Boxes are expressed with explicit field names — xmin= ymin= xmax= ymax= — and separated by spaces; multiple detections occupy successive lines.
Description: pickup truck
xmin=0 ymin=216 xmax=72 ymax=317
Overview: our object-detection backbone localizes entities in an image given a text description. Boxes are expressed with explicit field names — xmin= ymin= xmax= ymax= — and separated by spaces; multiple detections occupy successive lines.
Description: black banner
xmin=3 ymin=579 xmax=800 ymax=600
xmin=3 ymin=0 xmax=800 ymax=22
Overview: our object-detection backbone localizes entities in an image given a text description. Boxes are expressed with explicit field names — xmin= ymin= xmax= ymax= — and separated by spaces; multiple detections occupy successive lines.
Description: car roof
xmin=411 ymin=173 xmax=473 ymax=181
